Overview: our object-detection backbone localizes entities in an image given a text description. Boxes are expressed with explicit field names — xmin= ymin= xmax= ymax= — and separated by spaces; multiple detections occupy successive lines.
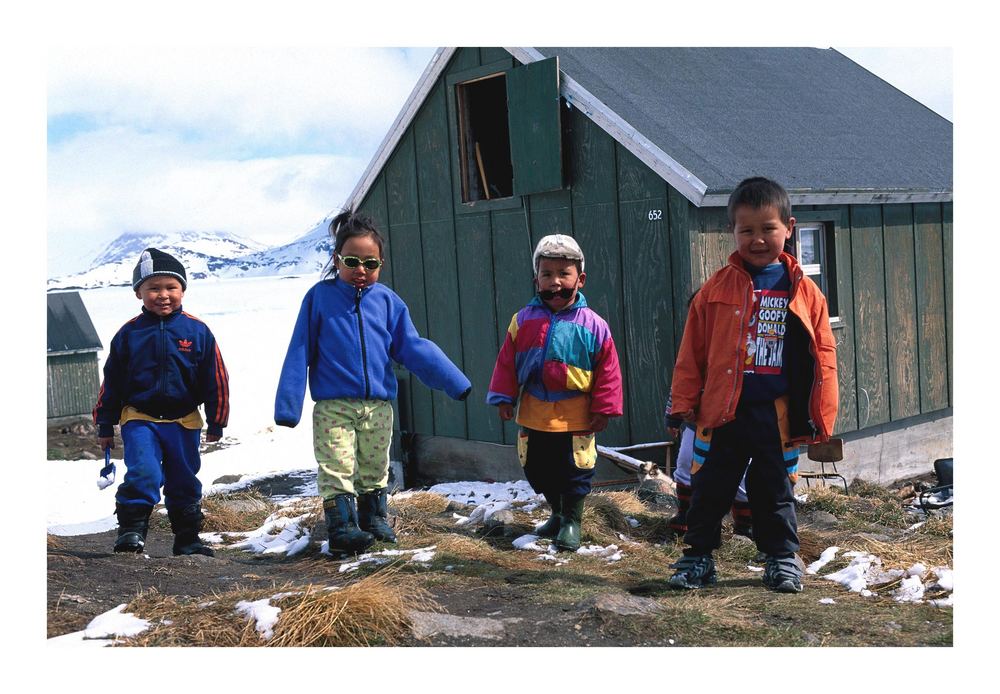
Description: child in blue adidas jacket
xmin=94 ymin=248 xmax=229 ymax=557
xmin=275 ymin=211 xmax=471 ymax=557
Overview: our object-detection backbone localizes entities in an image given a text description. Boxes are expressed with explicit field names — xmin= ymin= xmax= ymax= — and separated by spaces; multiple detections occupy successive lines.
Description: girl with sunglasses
xmin=275 ymin=211 xmax=471 ymax=557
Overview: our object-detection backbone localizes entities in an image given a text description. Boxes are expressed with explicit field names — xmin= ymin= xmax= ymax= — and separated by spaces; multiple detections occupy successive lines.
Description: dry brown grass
xmin=124 ymin=568 xmax=439 ymax=647
xmin=854 ymin=535 xmax=952 ymax=571
xmin=47 ymin=534 xmax=63 ymax=551
xmin=582 ymin=491 xmax=647 ymax=545
xmin=390 ymin=492 xmax=452 ymax=536
xmin=201 ymin=489 xmax=280 ymax=533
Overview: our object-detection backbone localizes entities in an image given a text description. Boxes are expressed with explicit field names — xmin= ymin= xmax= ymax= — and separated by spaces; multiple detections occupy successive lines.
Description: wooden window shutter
xmin=506 ymin=56 xmax=563 ymax=197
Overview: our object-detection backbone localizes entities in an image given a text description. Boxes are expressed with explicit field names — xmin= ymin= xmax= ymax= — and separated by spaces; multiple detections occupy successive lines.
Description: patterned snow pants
xmin=313 ymin=398 xmax=393 ymax=499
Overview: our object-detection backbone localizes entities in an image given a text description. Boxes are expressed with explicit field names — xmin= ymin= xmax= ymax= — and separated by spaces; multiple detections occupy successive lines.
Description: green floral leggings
xmin=313 ymin=398 xmax=393 ymax=499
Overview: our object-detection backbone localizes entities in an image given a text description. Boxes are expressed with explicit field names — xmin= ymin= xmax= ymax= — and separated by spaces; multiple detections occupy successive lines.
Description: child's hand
xmin=589 ymin=413 xmax=609 ymax=432
xmin=498 ymin=403 xmax=514 ymax=421
xmin=205 ymin=433 xmax=221 ymax=443
xmin=98 ymin=436 xmax=114 ymax=450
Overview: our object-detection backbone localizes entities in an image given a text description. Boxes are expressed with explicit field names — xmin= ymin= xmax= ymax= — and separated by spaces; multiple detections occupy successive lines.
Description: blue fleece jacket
xmin=274 ymin=278 xmax=472 ymax=427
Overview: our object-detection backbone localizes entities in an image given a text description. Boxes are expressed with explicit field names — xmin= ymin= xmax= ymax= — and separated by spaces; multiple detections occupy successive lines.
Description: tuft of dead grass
xmin=854 ymin=535 xmax=952 ymax=571
xmin=201 ymin=489 xmax=280 ymax=533
xmin=801 ymin=486 xmax=909 ymax=529
xmin=125 ymin=568 xmax=439 ymax=647
xmin=582 ymin=491 xmax=646 ymax=545
xmin=47 ymin=534 xmax=63 ymax=551
xmin=390 ymin=492 xmax=452 ymax=536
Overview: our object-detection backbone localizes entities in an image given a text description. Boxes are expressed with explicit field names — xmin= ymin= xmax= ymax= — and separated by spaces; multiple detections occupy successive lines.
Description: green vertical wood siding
xmin=48 ymin=353 xmax=101 ymax=419
xmin=354 ymin=47 xmax=952 ymax=450
xmin=508 ymin=57 xmax=563 ymax=196
xmin=914 ymin=203 xmax=949 ymax=412
xmin=850 ymin=205 xmax=890 ymax=429
xmin=456 ymin=213 xmax=503 ymax=443
xmin=942 ymin=202 xmax=953 ymax=404
xmin=883 ymin=205 xmax=920 ymax=420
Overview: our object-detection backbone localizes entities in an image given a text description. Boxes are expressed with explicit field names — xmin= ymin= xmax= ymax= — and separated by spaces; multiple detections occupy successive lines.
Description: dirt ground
xmin=47 ymin=465 xmax=953 ymax=647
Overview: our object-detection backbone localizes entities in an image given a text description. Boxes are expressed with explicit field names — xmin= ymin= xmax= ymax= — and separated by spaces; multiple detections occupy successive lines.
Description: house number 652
xmin=648 ymin=209 xmax=663 ymax=221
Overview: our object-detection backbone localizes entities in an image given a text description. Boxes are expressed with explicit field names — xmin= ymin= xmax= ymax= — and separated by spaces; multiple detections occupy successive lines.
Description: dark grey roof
xmin=48 ymin=292 xmax=102 ymax=353
xmin=536 ymin=47 xmax=952 ymax=196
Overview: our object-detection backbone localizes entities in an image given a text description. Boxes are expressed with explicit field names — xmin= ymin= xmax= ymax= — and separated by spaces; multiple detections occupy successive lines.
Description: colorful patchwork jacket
xmin=487 ymin=293 xmax=623 ymax=432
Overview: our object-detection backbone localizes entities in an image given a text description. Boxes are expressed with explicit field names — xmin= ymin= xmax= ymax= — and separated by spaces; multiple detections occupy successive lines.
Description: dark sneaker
xmin=667 ymin=554 xmax=717 ymax=589
xmin=762 ymin=555 xmax=803 ymax=593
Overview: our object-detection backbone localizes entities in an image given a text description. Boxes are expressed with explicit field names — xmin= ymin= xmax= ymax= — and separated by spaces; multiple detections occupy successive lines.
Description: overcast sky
xmin=45 ymin=45 xmax=952 ymax=277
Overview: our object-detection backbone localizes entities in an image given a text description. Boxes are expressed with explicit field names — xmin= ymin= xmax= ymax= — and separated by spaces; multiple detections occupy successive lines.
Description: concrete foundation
xmin=808 ymin=409 xmax=953 ymax=488
xmin=404 ymin=409 xmax=952 ymax=491
xmin=406 ymin=434 xmax=664 ymax=489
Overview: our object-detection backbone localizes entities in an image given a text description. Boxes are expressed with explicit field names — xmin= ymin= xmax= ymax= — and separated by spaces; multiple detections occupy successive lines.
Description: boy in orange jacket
xmin=667 ymin=177 xmax=837 ymax=593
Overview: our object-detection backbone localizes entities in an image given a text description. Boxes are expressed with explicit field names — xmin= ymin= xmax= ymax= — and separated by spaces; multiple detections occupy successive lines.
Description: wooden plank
xmin=455 ymin=213 xmax=504 ymax=444
xmin=667 ymin=187 xmax=696 ymax=355
xmin=693 ymin=208 xmax=731 ymax=287
xmin=479 ymin=47 xmax=511 ymax=65
xmin=389 ymin=222 xmax=434 ymax=436
xmin=528 ymin=200 xmax=573 ymax=250
xmin=385 ymin=132 xmax=419 ymax=226
xmin=882 ymin=205 xmax=920 ymax=420
xmin=491 ymin=209 xmax=535 ymax=444
xmin=413 ymin=82 xmax=453 ymax=224
xmin=619 ymin=198 xmax=674 ymax=444
xmin=573 ymin=202 xmax=629 ymax=446
xmin=832 ymin=212 xmax=858 ymax=433
xmin=567 ymin=103 xmax=617 ymax=207
xmin=420 ymin=219 xmax=467 ymax=439
xmin=358 ymin=177 xmax=393 ymax=290
xmin=507 ymin=56 xmax=562 ymax=196
xmin=913 ymin=203 xmax=949 ymax=413
xmin=849 ymin=205 xmax=890 ymax=429
xmin=616 ymin=143 xmax=667 ymax=203
xmin=942 ymin=202 xmax=953 ymax=405
xmin=446 ymin=47 xmax=481 ymax=75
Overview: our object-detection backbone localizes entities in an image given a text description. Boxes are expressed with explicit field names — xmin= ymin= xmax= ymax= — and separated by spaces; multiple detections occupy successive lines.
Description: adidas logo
xmin=178 ymin=339 xmax=193 ymax=352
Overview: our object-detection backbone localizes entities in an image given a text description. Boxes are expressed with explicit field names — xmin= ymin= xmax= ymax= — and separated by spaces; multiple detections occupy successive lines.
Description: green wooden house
xmin=47 ymin=291 xmax=103 ymax=420
xmin=344 ymin=47 xmax=952 ymax=483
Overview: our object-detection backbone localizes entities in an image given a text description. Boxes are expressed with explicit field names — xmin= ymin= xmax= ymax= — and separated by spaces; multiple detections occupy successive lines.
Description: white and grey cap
xmin=132 ymin=248 xmax=187 ymax=290
xmin=532 ymin=234 xmax=585 ymax=272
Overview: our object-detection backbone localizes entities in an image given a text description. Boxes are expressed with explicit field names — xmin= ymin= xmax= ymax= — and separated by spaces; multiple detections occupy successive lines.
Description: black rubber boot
xmin=325 ymin=494 xmax=375 ymax=556
xmin=114 ymin=502 xmax=153 ymax=553
xmin=554 ymin=494 xmax=585 ymax=552
xmin=357 ymin=488 xmax=397 ymax=543
xmin=535 ymin=493 xmax=562 ymax=539
xmin=168 ymin=503 xmax=215 ymax=557
xmin=669 ymin=482 xmax=692 ymax=536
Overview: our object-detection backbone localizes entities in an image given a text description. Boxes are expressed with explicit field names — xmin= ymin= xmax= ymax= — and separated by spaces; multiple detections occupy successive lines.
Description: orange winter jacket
xmin=670 ymin=251 xmax=838 ymax=444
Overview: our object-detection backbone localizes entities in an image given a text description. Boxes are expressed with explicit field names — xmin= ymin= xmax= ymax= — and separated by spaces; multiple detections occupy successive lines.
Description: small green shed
xmin=345 ymin=47 xmax=952 ymax=483
xmin=47 ymin=291 xmax=103 ymax=420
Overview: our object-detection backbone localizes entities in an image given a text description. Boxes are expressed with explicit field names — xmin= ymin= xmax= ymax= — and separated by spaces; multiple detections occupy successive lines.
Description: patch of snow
xmin=221 ymin=513 xmax=312 ymax=556
xmin=84 ymin=604 xmax=151 ymax=639
xmin=892 ymin=575 xmax=926 ymax=603
xmin=512 ymin=534 xmax=546 ymax=552
xmin=626 ymin=517 xmax=640 ymax=528
xmin=930 ymin=567 xmax=953 ymax=592
xmin=905 ymin=562 xmax=927 ymax=577
xmin=235 ymin=598 xmax=281 ymax=640
xmin=428 ymin=480 xmax=542 ymax=507
xmin=806 ymin=546 xmax=840 ymax=574
xmin=821 ymin=551 xmax=882 ymax=593
xmin=747 ymin=565 xmax=764 ymax=572
xmin=794 ymin=493 xmax=809 ymax=503
xmin=927 ymin=595 xmax=954 ymax=608
xmin=332 ymin=545 xmax=438 ymax=573
xmin=454 ymin=500 xmax=511 ymax=527
xmin=576 ymin=544 xmax=622 ymax=562
xmin=819 ymin=598 xmax=836 ymax=605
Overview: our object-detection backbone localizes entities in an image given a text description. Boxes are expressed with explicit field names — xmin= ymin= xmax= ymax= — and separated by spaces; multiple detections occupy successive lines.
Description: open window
xmin=448 ymin=56 xmax=563 ymax=209
xmin=793 ymin=220 xmax=840 ymax=320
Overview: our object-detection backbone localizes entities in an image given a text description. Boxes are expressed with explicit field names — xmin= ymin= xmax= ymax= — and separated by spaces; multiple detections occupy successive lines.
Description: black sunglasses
xmin=338 ymin=254 xmax=383 ymax=271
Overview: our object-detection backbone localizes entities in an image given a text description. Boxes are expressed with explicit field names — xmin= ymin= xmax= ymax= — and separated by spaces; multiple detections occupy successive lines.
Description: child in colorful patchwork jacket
xmin=94 ymin=248 xmax=230 ymax=556
xmin=487 ymin=234 xmax=623 ymax=551
xmin=275 ymin=211 xmax=471 ymax=557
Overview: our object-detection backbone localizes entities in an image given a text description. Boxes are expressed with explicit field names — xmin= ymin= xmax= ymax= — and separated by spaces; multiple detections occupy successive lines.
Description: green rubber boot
xmin=325 ymin=494 xmax=375 ymax=557
xmin=554 ymin=494 xmax=585 ymax=552
xmin=535 ymin=493 xmax=562 ymax=538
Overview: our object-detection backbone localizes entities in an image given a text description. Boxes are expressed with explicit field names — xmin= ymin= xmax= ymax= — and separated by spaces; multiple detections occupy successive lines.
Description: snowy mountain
xmin=47 ymin=223 xmax=334 ymax=290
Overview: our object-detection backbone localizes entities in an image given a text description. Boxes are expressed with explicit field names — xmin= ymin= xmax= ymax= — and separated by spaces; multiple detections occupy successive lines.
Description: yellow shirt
xmin=119 ymin=405 xmax=204 ymax=430
xmin=515 ymin=391 xmax=592 ymax=433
